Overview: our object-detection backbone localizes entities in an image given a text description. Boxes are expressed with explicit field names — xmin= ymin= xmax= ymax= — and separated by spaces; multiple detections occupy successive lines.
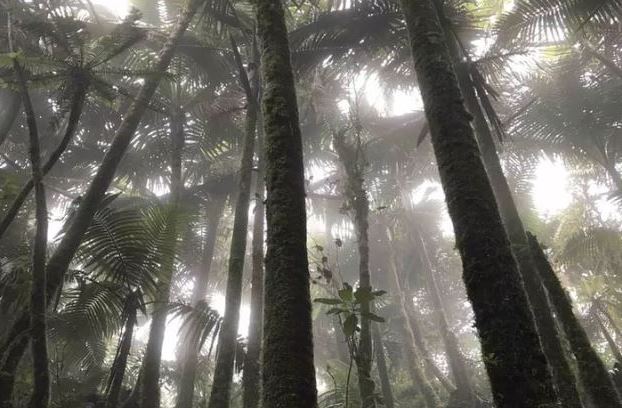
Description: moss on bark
xmin=333 ymin=129 xmax=376 ymax=408
xmin=528 ymin=233 xmax=622 ymax=408
xmin=254 ymin=0 xmax=318 ymax=405
xmin=399 ymin=0 xmax=559 ymax=406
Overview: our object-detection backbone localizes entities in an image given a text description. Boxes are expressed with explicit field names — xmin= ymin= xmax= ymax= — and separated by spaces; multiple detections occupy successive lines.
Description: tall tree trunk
xmin=399 ymin=1 xmax=559 ymax=406
xmin=175 ymin=196 xmax=226 ymax=408
xmin=435 ymin=4 xmax=582 ymax=406
xmin=412 ymin=230 xmax=473 ymax=402
xmin=241 ymin=112 xmax=265 ymax=408
xmin=0 ymin=90 xmax=20 ymax=148
xmin=597 ymin=300 xmax=622 ymax=344
xmin=141 ymin=107 xmax=185 ymax=408
xmin=405 ymin=305 xmax=455 ymax=394
xmin=372 ymin=324 xmax=394 ymax=408
xmin=0 ymin=86 xmax=86 ymax=241
xmin=386 ymin=228 xmax=439 ymax=408
xmin=0 ymin=2 xmax=203 ymax=401
xmin=596 ymin=312 xmax=622 ymax=364
xmin=255 ymin=0 xmax=318 ymax=405
xmin=14 ymin=58 xmax=50 ymax=408
xmin=106 ymin=301 xmax=137 ymax=408
xmin=333 ymin=130 xmax=376 ymax=408
xmin=326 ymin=211 xmax=350 ymax=363
xmin=207 ymin=39 xmax=258 ymax=408
xmin=442 ymin=22 xmax=585 ymax=407
xmin=528 ymin=233 xmax=622 ymax=408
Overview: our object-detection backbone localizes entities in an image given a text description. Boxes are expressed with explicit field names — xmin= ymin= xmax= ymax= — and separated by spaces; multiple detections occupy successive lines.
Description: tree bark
xmin=528 ymin=233 xmax=622 ymax=408
xmin=405 ymin=306 xmax=455 ymax=394
xmin=596 ymin=312 xmax=622 ymax=364
xmin=175 ymin=196 xmax=226 ymax=408
xmin=372 ymin=324 xmax=394 ymax=408
xmin=14 ymin=58 xmax=50 ymax=408
xmin=386 ymin=228 xmax=439 ymax=408
xmin=333 ymin=130 xmax=376 ymax=408
xmin=141 ymin=106 xmax=186 ymax=408
xmin=106 ymin=299 xmax=137 ymax=408
xmin=0 ymin=87 xmax=86 ymax=241
xmin=412 ymin=230 xmax=473 ymax=401
xmin=399 ymin=0 xmax=560 ymax=406
xmin=0 ymin=1 xmax=204 ymax=400
xmin=241 ymin=111 xmax=265 ymax=408
xmin=0 ymin=90 xmax=21 ymax=148
xmin=255 ymin=0 xmax=318 ymax=405
xmin=207 ymin=40 xmax=258 ymax=408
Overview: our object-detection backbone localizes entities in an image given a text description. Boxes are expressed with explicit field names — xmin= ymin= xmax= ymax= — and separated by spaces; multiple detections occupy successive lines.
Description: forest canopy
xmin=1 ymin=0 xmax=622 ymax=407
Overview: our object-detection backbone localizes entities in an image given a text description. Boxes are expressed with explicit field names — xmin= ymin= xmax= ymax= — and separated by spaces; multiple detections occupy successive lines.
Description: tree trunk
xmin=141 ymin=107 xmax=186 ymax=408
xmin=386 ymin=228 xmax=439 ymax=408
xmin=255 ymin=0 xmax=318 ymax=405
xmin=207 ymin=40 xmax=258 ymax=408
xmin=412 ymin=230 xmax=473 ymax=402
xmin=399 ymin=0 xmax=559 ymax=406
xmin=528 ymin=233 xmax=622 ymax=408
xmin=175 ymin=196 xmax=226 ymax=408
xmin=405 ymin=306 xmax=455 ymax=394
xmin=333 ymin=130 xmax=376 ymax=408
xmin=0 ymin=87 xmax=86 ymax=241
xmin=372 ymin=324 xmax=394 ymax=408
xmin=241 ymin=110 xmax=265 ymax=408
xmin=0 ymin=319 xmax=30 ymax=407
xmin=596 ymin=312 xmax=622 ymax=364
xmin=435 ymin=5 xmax=582 ymax=406
xmin=0 ymin=1 xmax=203 ymax=400
xmin=106 ymin=302 xmax=137 ymax=408
xmin=14 ymin=58 xmax=50 ymax=408
xmin=457 ymin=60 xmax=582 ymax=408
xmin=597 ymin=300 xmax=622 ymax=345
xmin=0 ymin=90 xmax=21 ymax=148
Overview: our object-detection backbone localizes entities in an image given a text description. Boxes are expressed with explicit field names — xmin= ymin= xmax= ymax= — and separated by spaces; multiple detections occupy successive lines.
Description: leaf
xmin=314 ymin=298 xmax=343 ymax=305
xmin=362 ymin=312 xmax=386 ymax=323
xmin=326 ymin=307 xmax=347 ymax=315
xmin=338 ymin=285 xmax=353 ymax=302
xmin=343 ymin=313 xmax=358 ymax=337
xmin=354 ymin=287 xmax=374 ymax=304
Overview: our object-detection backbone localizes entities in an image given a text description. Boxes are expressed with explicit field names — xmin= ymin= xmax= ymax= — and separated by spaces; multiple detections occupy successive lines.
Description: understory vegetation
xmin=2 ymin=0 xmax=622 ymax=407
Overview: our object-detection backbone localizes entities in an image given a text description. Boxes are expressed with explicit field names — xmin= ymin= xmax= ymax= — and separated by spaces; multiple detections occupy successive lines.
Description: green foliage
xmin=315 ymin=283 xmax=386 ymax=338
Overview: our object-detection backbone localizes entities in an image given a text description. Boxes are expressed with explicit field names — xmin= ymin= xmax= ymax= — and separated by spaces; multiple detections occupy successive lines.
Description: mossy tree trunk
xmin=207 ymin=39 xmax=258 ymax=408
xmin=386 ymin=227 xmax=439 ymax=408
xmin=438 ymin=13 xmax=583 ymax=403
xmin=528 ymin=233 xmax=622 ymax=408
xmin=140 ymin=106 xmax=186 ymax=408
xmin=0 ymin=2 xmax=204 ymax=401
xmin=399 ymin=0 xmax=560 ymax=406
xmin=254 ymin=0 xmax=318 ymax=404
xmin=175 ymin=196 xmax=226 ymax=408
xmin=14 ymin=58 xmax=50 ymax=408
xmin=333 ymin=129 xmax=376 ymax=408
xmin=241 ymin=108 xmax=265 ymax=408
xmin=372 ymin=324 xmax=394 ymax=408
xmin=0 ymin=85 xmax=87 ymax=241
